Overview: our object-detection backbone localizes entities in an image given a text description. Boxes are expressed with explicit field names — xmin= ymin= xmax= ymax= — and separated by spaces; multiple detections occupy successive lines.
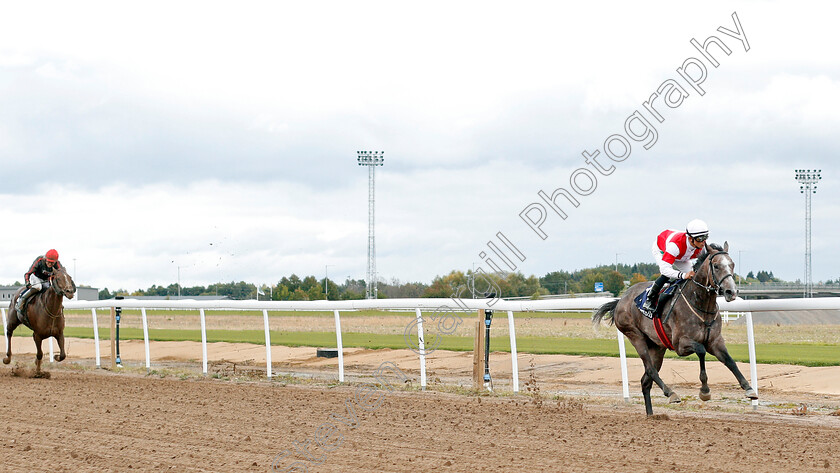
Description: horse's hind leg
xmin=707 ymin=337 xmax=758 ymax=399
xmin=627 ymin=332 xmax=676 ymax=415
xmin=651 ymin=345 xmax=680 ymax=404
xmin=54 ymin=333 xmax=66 ymax=362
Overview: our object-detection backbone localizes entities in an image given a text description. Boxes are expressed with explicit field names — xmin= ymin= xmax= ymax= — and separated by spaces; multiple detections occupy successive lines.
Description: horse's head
xmin=695 ymin=241 xmax=737 ymax=302
xmin=50 ymin=266 xmax=76 ymax=300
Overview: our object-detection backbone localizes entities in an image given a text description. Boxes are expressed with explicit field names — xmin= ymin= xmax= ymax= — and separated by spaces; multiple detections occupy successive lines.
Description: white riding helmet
xmin=686 ymin=219 xmax=709 ymax=239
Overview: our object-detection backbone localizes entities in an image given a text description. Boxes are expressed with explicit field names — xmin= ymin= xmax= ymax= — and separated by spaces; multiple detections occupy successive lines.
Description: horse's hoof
xmin=54 ymin=355 xmax=64 ymax=362
xmin=668 ymin=393 xmax=681 ymax=404
xmin=745 ymin=388 xmax=758 ymax=400
xmin=699 ymin=391 xmax=712 ymax=402
xmin=2 ymin=357 xmax=9 ymax=365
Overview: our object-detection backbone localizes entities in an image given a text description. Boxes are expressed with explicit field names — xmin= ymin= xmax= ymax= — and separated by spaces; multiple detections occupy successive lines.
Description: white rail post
xmin=141 ymin=308 xmax=150 ymax=371
xmin=414 ymin=308 xmax=426 ymax=390
xmin=334 ymin=310 xmax=344 ymax=382
xmin=200 ymin=309 xmax=208 ymax=375
xmin=507 ymin=311 xmax=520 ymax=393
xmin=2 ymin=308 xmax=7 ymax=356
xmin=91 ymin=308 xmax=101 ymax=368
xmin=745 ymin=311 xmax=758 ymax=410
xmin=49 ymin=334 xmax=54 ymax=363
xmin=263 ymin=309 xmax=272 ymax=378
xmin=617 ymin=329 xmax=630 ymax=402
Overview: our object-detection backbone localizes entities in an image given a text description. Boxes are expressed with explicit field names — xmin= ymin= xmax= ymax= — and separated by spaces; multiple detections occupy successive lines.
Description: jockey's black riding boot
xmin=15 ymin=287 xmax=34 ymax=313
xmin=643 ymin=275 xmax=669 ymax=312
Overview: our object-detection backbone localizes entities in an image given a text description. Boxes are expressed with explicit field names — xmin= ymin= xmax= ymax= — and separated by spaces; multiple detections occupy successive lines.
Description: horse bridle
xmin=50 ymin=274 xmax=68 ymax=297
xmin=692 ymin=251 xmax=735 ymax=296
xmin=42 ymin=274 xmax=67 ymax=320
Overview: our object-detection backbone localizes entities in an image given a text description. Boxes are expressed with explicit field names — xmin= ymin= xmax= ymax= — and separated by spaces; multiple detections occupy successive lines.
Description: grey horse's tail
xmin=592 ymin=300 xmax=619 ymax=327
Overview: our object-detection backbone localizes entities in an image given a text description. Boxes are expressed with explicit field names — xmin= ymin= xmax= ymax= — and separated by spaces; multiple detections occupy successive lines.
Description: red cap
xmin=46 ymin=249 xmax=59 ymax=262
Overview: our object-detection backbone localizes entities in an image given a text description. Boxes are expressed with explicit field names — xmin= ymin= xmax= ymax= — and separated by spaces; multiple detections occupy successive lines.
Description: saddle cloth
xmin=634 ymin=280 xmax=684 ymax=319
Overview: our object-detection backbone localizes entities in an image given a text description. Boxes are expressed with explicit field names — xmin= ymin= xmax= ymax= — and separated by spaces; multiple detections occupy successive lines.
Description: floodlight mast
xmin=795 ymin=169 xmax=821 ymax=298
xmin=358 ymin=151 xmax=384 ymax=299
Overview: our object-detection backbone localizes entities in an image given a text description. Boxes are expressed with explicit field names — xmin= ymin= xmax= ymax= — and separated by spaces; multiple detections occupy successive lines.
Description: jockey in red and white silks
xmin=642 ymin=220 xmax=709 ymax=312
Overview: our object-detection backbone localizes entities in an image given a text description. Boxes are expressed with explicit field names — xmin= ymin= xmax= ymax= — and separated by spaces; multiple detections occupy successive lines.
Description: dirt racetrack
xmin=3 ymin=348 xmax=840 ymax=472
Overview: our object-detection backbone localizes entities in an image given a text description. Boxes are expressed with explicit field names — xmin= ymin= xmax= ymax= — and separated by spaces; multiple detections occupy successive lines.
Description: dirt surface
xmin=9 ymin=336 xmax=840 ymax=399
xmin=1 ymin=366 xmax=840 ymax=473
xmin=3 ymin=336 xmax=840 ymax=472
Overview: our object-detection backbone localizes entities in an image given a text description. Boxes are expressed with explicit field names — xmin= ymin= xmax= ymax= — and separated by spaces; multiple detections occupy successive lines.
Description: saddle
xmin=635 ymin=279 xmax=685 ymax=320
xmin=14 ymin=290 xmax=37 ymax=329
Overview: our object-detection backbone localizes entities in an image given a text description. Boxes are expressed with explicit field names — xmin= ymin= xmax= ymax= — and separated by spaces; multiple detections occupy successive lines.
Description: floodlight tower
xmin=358 ymin=151 xmax=384 ymax=299
xmin=795 ymin=169 xmax=821 ymax=298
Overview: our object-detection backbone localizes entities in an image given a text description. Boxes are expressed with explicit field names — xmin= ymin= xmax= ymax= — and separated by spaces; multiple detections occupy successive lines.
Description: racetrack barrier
xmin=2 ymin=308 xmax=6 ymax=355
xmin=59 ymin=297 xmax=840 ymax=399
xmin=91 ymin=308 xmax=101 ymax=367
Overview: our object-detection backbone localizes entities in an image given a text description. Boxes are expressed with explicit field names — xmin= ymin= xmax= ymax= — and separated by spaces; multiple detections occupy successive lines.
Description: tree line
xmin=96 ymin=262 xmax=661 ymax=300
xmin=94 ymin=263 xmax=830 ymax=301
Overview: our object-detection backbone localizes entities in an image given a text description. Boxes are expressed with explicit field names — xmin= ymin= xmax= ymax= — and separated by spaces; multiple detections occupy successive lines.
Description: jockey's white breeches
xmin=28 ymin=275 xmax=47 ymax=291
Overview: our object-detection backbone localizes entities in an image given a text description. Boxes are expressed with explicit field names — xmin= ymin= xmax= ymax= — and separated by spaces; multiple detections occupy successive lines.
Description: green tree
xmin=540 ymin=271 xmax=573 ymax=295
xmin=273 ymin=284 xmax=290 ymax=301
xmin=422 ymin=271 xmax=468 ymax=298
xmin=289 ymin=288 xmax=309 ymax=301
xmin=603 ymin=270 xmax=625 ymax=296
xmin=301 ymin=276 xmax=319 ymax=292
xmin=323 ymin=278 xmax=340 ymax=300
xmin=287 ymin=275 xmax=302 ymax=292
xmin=306 ymin=283 xmax=324 ymax=300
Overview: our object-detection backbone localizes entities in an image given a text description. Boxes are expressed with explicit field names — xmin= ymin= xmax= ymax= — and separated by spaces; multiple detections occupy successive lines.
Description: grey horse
xmin=593 ymin=242 xmax=757 ymax=416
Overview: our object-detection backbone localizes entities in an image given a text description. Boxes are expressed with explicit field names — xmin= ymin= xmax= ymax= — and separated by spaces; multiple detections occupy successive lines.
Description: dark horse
xmin=592 ymin=242 xmax=757 ymax=416
xmin=4 ymin=265 xmax=76 ymax=375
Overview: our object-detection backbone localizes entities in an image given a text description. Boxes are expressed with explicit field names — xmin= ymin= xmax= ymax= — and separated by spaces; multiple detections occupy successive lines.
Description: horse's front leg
xmin=54 ymin=333 xmax=66 ymax=362
xmin=3 ymin=313 xmax=20 ymax=365
xmin=707 ymin=336 xmax=758 ymax=399
xmin=694 ymin=342 xmax=711 ymax=401
xmin=34 ymin=334 xmax=44 ymax=375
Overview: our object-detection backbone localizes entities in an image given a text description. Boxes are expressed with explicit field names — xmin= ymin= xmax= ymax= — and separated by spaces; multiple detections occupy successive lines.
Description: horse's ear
xmin=724 ymin=241 xmax=729 ymax=252
xmin=704 ymin=242 xmax=711 ymax=253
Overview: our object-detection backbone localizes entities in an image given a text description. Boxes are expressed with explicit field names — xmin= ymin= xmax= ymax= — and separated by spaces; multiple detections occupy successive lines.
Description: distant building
xmin=0 ymin=285 xmax=99 ymax=302
xmin=77 ymin=287 xmax=100 ymax=301
xmin=0 ymin=286 xmax=17 ymax=305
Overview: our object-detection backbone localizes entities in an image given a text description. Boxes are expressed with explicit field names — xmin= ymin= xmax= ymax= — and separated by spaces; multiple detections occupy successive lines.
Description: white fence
xmin=5 ymin=297 xmax=840 ymax=402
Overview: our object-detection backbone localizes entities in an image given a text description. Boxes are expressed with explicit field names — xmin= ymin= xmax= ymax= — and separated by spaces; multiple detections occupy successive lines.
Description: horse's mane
xmin=693 ymin=243 xmax=725 ymax=271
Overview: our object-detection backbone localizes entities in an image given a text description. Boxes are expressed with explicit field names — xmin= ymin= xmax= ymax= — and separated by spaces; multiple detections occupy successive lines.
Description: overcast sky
xmin=0 ymin=1 xmax=837 ymax=291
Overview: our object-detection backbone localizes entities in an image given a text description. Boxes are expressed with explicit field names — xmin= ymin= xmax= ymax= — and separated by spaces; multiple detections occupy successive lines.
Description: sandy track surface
xmin=8 ymin=336 xmax=840 ymax=400
xmin=1 ymin=367 xmax=840 ymax=473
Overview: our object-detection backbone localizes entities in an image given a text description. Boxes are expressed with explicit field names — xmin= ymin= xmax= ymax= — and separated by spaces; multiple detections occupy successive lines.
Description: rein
xmin=44 ymin=276 xmax=65 ymax=332
xmin=682 ymin=250 xmax=733 ymax=343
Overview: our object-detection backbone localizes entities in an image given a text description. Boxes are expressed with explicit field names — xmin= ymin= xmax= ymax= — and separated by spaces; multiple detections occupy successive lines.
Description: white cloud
xmin=0 ymin=1 xmax=838 ymax=291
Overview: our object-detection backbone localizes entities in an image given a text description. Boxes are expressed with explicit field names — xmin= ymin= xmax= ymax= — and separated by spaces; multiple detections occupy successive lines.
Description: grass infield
xmin=9 ymin=326 xmax=838 ymax=367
